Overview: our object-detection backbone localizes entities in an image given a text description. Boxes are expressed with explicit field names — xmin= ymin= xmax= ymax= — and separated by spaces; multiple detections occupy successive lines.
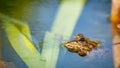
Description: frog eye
xmin=79 ymin=38 xmax=85 ymax=42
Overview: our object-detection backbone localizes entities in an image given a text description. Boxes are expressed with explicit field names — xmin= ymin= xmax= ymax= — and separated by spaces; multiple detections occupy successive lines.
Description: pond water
xmin=0 ymin=0 xmax=114 ymax=68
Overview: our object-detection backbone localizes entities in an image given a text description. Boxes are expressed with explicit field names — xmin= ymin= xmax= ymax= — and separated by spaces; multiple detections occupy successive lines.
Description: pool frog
xmin=64 ymin=34 xmax=100 ymax=56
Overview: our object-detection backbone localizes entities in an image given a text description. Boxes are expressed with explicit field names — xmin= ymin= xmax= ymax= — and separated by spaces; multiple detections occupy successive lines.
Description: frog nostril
xmin=66 ymin=45 xmax=70 ymax=47
xmin=67 ymin=45 xmax=70 ymax=46
xmin=66 ymin=45 xmax=73 ymax=48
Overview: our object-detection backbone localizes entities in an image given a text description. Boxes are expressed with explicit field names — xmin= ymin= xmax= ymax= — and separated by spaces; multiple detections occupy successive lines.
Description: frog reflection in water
xmin=64 ymin=34 xmax=100 ymax=56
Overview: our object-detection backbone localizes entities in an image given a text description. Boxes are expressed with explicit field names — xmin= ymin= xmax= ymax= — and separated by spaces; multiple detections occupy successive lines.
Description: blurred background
xmin=0 ymin=0 xmax=115 ymax=68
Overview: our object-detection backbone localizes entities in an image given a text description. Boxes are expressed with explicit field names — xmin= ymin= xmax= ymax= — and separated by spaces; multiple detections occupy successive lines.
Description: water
xmin=0 ymin=0 xmax=114 ymax=68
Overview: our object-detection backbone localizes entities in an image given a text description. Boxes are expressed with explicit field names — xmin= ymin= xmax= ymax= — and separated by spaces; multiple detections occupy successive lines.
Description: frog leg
xmin=77 ymin=50 xmax=88 ymax=56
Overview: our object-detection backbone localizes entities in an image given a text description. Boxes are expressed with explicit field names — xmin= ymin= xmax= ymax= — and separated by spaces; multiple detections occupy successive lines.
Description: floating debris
xmin=63 ymin=34 xmax=101 ymax=56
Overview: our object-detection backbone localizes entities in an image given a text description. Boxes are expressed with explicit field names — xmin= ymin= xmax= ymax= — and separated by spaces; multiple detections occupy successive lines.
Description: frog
xmin=64 ymin=34 xmax=101 ymax=56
